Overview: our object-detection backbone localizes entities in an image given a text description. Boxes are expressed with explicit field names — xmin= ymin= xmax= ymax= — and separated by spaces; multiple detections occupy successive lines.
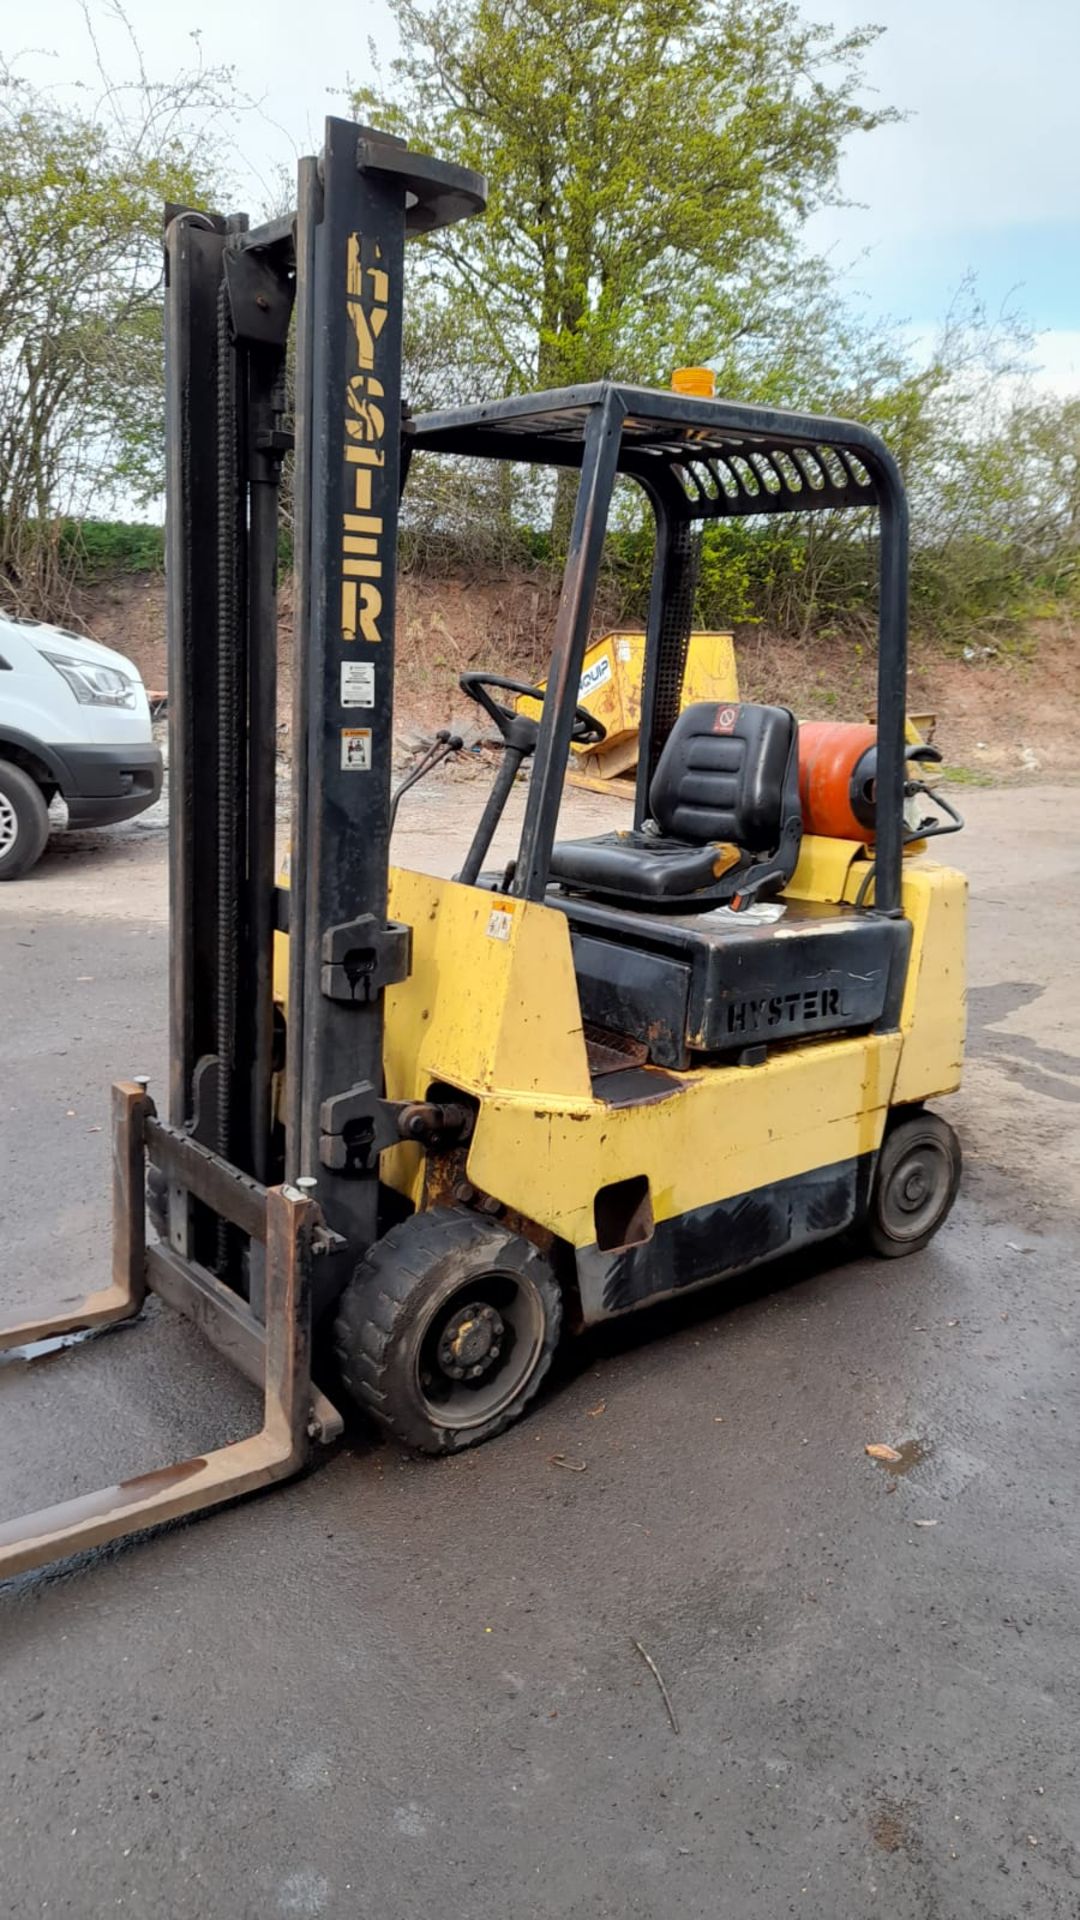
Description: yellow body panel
xmin=383 ymin=868 xmax=591 ymax=1102
xmin=786 ymin=832 xmax=866 ymax=903
xmin=467 ymin=1033 xmax=901 ymax=1246
xmin=892 ymin=862 xmax=967 ymax=1102
xmin=273 ymin=826 xmax=966 ymax=1256
xmin=565 ymin=767 xmax=638 ymax=798
xmin=371 ymin=851 xmax=966 ymax=1249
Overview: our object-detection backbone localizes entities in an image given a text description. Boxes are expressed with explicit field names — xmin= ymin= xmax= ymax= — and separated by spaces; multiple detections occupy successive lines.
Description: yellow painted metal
xmin=862 ymin=710 xmax=936 ymax=744
xmin=273 ymin=923 xmax=289 ymax=1005
xmin=369 ymin=843 xmax=966 ymax=1248
xmin=786 ymin=832 xmax=956 ymax=912
xmin=517 ymin=629 xmax=738 ymax=795
xmin=786 ymin=832 xmax=866 ymax=904
xmin=679 ymin=634 xmax=739 ymax=707
xmin=379 ymin=866 xmax=592 ymax=1210
xmin=467 ymin=1033 xmax=901 ymax=1247
xmin=384 ymin=868 xmax=591 ymax=1100
xmin=889 ymin=863 xmax=967 ymax=1102
xmin=273 ymin=825 xmax=965 ymax=1252
xmin=560 ymin=767 xmax=636 ymax=798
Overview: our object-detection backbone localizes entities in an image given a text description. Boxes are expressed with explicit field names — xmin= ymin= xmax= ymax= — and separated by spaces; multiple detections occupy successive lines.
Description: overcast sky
xmin=4 ymin=0 xmax=1078 ymax=392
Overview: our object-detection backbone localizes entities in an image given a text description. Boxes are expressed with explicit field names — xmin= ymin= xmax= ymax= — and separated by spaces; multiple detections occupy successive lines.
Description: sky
xmin=3 ymin=0 xmax=1078 ymax=395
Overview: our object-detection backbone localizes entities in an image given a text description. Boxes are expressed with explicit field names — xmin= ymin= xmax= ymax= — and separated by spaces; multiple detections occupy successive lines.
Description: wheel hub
xmin=900 ymin=1165 xmax=930 ymax=1209
xmin=880 ymin=1138 xmax=953 ymax=1240
xmin=0 ymin=792 xmax=17 ymax=860
xmin=437 ymin=1300 xmax=505 ymax=1381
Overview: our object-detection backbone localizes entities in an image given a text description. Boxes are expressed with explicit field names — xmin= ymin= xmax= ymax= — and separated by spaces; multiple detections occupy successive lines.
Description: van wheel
xmin=867 ymin=1110 xmax=961 ymax=1257
xmin=334 ymin=1207 xmax=562 ymax=1453
xmin=0 ymin=762 xmax=50 ymax=879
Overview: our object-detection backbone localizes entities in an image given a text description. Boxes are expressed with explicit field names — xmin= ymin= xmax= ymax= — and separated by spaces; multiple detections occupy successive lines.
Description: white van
xmin=0 ymin=616 xmax=163 ymax=878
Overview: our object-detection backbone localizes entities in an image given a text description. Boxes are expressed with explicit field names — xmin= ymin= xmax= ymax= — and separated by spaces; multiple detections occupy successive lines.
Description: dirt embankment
xmin=73 ymin=569 xmax=1077 ymax=780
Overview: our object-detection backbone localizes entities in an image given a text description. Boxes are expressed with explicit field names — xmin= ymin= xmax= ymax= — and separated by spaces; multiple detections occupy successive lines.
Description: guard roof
xmin=409 ymin=380 xmax=904 ymax=520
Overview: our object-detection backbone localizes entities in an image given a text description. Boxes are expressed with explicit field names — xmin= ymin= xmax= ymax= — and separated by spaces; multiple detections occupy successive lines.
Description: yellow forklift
xmin=0 ymin=119 xmax=966 ymax=1576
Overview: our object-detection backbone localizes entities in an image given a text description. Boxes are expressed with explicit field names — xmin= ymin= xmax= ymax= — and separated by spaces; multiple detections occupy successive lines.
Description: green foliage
xmin=359 ymin=0 xmax=1080 ymax=642
xmin=3 ymin=1 xmax=1075 ymax=658
xmin=356 ymin=0 xmax=895 ymax=392
xmin=404 ymin=268 xmax=1080 ymax=647
xmin=0 ymin=22 xmax=232 ymax=619
xmin=397 ymin=286 xmax=551 ymax=568
xmin=59 ymin=519 xmax=165 ymax=578
xmin=936 ymin=764 xmax=996 ymax=787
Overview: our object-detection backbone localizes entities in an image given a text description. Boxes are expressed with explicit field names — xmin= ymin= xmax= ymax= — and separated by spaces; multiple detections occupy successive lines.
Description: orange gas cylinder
xmin=798 ymin=721 xmax=879 ymax=843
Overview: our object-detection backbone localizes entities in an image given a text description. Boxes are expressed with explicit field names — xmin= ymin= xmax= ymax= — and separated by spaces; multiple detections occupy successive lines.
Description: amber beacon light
xmin=671 ymin=366 xmax=716 ymax=397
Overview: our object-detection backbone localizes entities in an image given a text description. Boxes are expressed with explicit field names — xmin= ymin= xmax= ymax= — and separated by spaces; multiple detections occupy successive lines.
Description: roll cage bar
xmin=407 ymin=382 xmax=910 ymax=916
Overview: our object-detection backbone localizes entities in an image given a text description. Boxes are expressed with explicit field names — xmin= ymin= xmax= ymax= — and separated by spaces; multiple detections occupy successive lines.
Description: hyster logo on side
xmin=341 ymin=232 xmax=389 ymax=646
xmin=725 ymin=987 xmax=846 ymax=1035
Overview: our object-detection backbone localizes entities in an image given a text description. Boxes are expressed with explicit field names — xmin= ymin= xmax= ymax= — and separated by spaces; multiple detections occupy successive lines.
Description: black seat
xmin=550 ymin=701 xmax=802 ymax=910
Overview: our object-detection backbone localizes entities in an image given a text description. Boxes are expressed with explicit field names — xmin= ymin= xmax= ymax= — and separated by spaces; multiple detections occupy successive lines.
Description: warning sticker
xmin=341 ymin=661 xmax=375 ymax=708
xmin=340 ymin=728 xmax=372 ymax=771
xmin=712 ymin=703 xmax=740 ymax=735
xmin=486 ymin=909 xmax=514 ymax=943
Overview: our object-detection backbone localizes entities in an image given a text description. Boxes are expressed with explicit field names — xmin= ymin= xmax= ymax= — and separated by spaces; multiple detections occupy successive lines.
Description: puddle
xmin=871 ymin=1437 xmax=932 ymax=1476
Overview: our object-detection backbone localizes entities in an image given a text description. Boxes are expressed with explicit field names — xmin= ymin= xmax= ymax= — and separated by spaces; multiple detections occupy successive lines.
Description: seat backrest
xmin=648 ymin=701 xmax=798 ymax=850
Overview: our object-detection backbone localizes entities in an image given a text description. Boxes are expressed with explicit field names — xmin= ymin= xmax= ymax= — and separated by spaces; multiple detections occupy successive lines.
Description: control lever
xmin=389 ymin=729 xmax=464 ymax=834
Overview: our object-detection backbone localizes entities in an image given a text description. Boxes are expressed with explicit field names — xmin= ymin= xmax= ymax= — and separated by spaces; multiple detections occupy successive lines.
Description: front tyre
xmin=867 ymin=1109 xmax=961 ymax=1257
xmin=0 ymin=762 xmax=49 ymax=880
xmin=333 ymin=1207 xmax=562 ymax=1453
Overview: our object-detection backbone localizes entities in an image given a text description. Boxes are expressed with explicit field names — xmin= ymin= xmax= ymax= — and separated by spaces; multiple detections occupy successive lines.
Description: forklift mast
xmin=163 ymin=120 xmax=485 ymax=1277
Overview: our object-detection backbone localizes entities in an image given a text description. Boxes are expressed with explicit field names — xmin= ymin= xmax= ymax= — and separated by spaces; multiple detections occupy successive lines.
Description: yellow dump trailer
xmin=518 ymin=628 xmax=739 ymax=796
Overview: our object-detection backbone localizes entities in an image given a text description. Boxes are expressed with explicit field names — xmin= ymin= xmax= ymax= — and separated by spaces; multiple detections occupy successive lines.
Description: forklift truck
xmin=0 ymin=119 xmax=965 ymax=1577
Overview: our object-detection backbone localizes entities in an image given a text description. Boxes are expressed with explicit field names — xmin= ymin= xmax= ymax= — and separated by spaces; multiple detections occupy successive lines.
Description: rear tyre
xmin=866 ymin=1109 xmax=961 ymax=1258
xmin=333 ymin=1207 xmax=562 ymax=1453
xmin=0 ymin=762 xmax=49 ymax=880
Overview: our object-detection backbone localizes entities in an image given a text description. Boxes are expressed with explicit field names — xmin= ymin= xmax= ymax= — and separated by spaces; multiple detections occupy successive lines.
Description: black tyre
xmin=0 ymin=761 xmax=49 ymax=880
xmin=334 ymin=1206 xmax=562 ymax=1453
xmin=866 ymin=1109 xmax=961 ymax=1258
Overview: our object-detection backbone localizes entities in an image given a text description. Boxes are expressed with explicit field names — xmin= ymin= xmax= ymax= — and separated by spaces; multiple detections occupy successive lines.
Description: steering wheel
xmin=459 ymin=672 xmax=606 ymax=748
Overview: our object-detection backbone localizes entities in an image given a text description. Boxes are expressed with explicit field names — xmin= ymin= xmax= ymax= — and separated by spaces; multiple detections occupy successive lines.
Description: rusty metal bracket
xmin=0 ymin=1082 xmax=341 ymax=1583
xmin=317 ymin=1079 xmax=399 ymax=1173
xmin=223 ymin=240 xmax=295 ymax=348
xmin=0 ymin=1081 xmax=151 ymax=1350
xmin=318 ymin=1086 xmax=476 ymax=1173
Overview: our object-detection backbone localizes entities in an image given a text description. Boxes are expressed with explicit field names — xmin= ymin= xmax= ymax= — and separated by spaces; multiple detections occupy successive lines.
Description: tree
xmin=355 ymin=0 xmax=897 ymax=405
xmin=0 ymin=17 xmax=232 ymax=618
